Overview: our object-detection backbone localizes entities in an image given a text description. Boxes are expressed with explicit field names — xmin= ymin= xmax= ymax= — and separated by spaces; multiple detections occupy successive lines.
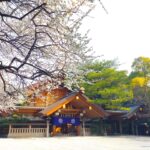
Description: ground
xmin=0 ymin=136 xmax=150 ymax=150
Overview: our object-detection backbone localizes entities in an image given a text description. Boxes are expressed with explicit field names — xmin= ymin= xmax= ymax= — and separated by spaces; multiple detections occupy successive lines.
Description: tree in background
xmin=81 ymin=59 xmax=133 ymax=110
xmin=130 ymin=56 xmax=150 ymax=108
xmin=0 ymin=0 xmax=94 ymax=108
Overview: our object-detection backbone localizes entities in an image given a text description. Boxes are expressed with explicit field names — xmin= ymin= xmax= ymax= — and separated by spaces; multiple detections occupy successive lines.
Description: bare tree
xmin=0 ymin=0 xmax=94 ymax=107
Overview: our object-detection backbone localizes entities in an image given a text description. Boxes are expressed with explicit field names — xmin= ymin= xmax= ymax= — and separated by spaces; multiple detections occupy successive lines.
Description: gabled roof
xmin=106 ymin=105 xmax=141 ymax=120
xmin=40 ymin=92 xmax=77 ymax=116
xmin=40 ymin=91 xmax=108 ymax=118
xmin=122 ymin=106 xmax=140 ymax=119
xmin=106 ymin=110 xmax=127 ymax=116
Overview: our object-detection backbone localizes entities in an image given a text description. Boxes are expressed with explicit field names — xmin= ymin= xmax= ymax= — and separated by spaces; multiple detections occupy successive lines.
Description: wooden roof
xmin=122 ymin=106 xmax=140 ymax=119
xmin=106 ymin=106 xmax=141 ymax=120
xmin=14 ymin=106 xmax=44 ymax=115
xmin=40 ymin=91 xmax=108 ymax=118
xmin=106 ymin=110 xmax=127 ymax=117
xmin=1 ymin=90 xmax=107 ymax=118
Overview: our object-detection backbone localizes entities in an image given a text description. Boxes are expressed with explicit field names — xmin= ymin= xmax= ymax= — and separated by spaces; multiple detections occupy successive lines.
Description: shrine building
xmin=0 ymin=85 xmax=108 ymax=138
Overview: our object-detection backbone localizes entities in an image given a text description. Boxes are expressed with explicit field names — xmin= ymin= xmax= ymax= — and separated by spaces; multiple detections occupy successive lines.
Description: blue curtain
xmin=52 ymin=116 xmax=80 ymax=126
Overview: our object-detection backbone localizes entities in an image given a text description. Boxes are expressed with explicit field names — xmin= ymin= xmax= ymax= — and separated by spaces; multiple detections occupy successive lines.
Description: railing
xmin=8 ymin=128 xmax=46 ymax=138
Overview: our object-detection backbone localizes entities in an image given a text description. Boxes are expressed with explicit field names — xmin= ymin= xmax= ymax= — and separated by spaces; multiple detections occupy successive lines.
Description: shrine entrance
xmin=52 ymin=124 xmax=79 ymax=136
xmin=51 ymin=116 xmax=81 ymax=136
xmin=61 ymin=124 xmax=76 ymax=134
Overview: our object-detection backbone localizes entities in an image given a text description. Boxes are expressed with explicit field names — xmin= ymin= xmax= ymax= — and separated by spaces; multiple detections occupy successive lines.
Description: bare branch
xmin=98 ymin=0 xmax=108 ymax=14
xmin=0 ymin=3 xmax=46 ymax=20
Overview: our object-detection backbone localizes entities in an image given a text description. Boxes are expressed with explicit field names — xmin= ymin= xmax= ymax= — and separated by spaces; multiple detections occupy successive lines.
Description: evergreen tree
xmin=129 ymin=56 xmax=150 ymax=108
xmin=81 ymin=60 xmax=133 ymax=110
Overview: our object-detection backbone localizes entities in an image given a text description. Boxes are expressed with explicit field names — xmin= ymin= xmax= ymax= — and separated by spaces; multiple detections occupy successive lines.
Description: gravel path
xmin=0 ymin=136 xmax=150 ymax=150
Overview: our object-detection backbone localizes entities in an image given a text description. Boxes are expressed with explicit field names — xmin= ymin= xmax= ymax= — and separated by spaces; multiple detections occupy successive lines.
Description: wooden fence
xmin=8 ymin=127 xmax=46 ymax=138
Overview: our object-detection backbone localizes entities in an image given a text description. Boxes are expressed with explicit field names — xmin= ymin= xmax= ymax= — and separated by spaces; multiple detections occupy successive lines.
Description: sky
xmin=82 ymin=0 xmax=150 ymax=73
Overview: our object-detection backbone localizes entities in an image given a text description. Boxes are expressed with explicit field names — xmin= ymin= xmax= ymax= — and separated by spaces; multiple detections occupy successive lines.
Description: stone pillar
xmin=46 ymin=120 xmax=50 ymax=137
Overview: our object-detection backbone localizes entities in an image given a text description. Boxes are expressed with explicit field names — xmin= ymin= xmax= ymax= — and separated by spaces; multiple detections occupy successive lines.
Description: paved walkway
xmin=0 ymin=136 xmax=150 ymax=150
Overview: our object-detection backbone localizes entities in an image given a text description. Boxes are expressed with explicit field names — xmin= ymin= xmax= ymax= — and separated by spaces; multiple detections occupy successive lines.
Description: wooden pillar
xmin=114 ymin=121 xmax=117 ymax=134
xmin=135 ymin=124 xmax=138 ymax=135
xmin=29 ymin=124 xmax=31 ymax=129
xmin=46 ymin=120 xmax=50 ymax=137
xmin=9 ymin=124 xmax=12 ymax=133
xmin=76 ymin=125 xmax=81 ymax=136
xmin=100 ymin=119 xmax=105 ymax=135
xmin=102 ymin=119 xmax=107 ymax=136
xmin=131 ymin=120 xmax=134 ymax=135
xmin=119 ymin=120 xmax=122 ymax=135
xmin=82 ymin=119 xmax=85 ymax=136
xmin=99 ymin=119 xmax=103 ymax=135
xmin=52 ymin=125 xmax=56 ymax=136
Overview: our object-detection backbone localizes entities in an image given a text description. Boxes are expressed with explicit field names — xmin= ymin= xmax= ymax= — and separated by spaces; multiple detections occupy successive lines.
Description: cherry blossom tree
xmin=0 ymin=0 xmax=94 ymax=108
